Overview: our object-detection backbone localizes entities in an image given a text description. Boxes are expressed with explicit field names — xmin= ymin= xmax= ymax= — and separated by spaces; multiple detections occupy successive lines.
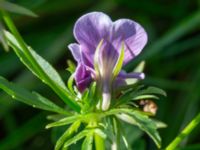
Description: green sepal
xmin=94 ymin=39 xmax=104 ymax=76
xmin=81 ymin=82 xmax=98 ymax=113
xmin=66 ymin=60 xmax=76 ymax=74
xmin=112 ymin=42 xmax=125 ymax=78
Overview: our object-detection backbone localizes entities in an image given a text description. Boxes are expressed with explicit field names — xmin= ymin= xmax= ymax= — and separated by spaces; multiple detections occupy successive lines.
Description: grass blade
xmin=0 ymin=1 xmax=37 ymax=17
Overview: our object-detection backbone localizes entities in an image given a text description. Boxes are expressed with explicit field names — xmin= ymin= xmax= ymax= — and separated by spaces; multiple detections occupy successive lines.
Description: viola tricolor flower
xmin=68 ymin=12 xmax=147 ymax=110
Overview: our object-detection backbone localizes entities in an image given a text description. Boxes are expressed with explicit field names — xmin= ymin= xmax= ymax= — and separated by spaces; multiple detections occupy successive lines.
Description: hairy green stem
xmin=166 ymin=112 xmax=200 ymax=150
xmin=95 ymin=133 xmax=105 ymax=150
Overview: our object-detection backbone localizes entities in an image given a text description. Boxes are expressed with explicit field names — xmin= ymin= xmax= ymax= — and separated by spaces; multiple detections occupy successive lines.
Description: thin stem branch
xmin=166 ymin=112 xmax=200 ymax=150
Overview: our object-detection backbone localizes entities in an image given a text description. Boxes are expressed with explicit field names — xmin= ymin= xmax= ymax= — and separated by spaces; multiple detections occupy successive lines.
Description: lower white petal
xmin=102 ymin=92 xmax=111 ymax=111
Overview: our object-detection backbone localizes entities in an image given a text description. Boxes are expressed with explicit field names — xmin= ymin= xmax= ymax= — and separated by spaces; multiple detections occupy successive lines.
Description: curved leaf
xmin=55 ymin=121 xmax=81 ymax=150
xmin=46 ymin=115 xmax=80 ymax=129
xmin=82 ymin=132 xmax=94 ymax=150
xmin=4 ymin=31 xmax=80 ymax=112
xmin=63 ymin=130 xmax=89 ymax=148
xmin=116 ymin=110 xmax=161 ymax=148
xmin=0 ymin=76 xmax=67 ymax=114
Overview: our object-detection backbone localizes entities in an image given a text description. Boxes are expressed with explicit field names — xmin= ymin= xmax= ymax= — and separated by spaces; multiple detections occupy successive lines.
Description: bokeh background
xmin=0 ymin=0 xmax=200 ymax=149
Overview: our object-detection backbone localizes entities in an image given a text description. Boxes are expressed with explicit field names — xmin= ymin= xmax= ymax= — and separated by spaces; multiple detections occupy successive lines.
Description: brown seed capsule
xmin=139 ymin=100 xmax=158 ymax=115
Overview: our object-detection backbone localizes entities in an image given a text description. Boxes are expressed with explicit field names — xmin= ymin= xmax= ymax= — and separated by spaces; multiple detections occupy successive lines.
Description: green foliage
xmin=46 ymin=115 xmax=80 ymax=129
xmin=0 ymin=0 xmax=200 ymax=150
xmin=55 ymin=121 xmax=81 ymax=150
xmin=116 ymin=86 xmax=166 ymax=106
xmin=63 ymin=129 xmax=89 ymax=148
xmin=0 ymin=21 xmax=9 ymax=51
xmin=82 ymin=132 xmax=94 ymax=150
xmin=117 ymin=111 xmax=161 ymax=148
xmin=0 ymin=76 xmax=67 ymax=114
xmin=4 ymin=30 xmax=80 ymax=112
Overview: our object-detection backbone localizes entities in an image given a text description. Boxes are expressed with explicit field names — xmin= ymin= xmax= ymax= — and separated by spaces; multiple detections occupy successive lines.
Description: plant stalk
xmin=95 ymin=132 xmax=105 ymax=150
xmin=166 ymin=112 xmax=200 ymax=150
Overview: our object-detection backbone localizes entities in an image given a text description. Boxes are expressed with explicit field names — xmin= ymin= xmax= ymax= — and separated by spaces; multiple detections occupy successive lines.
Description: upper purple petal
xmin=74 ymin=12 xmax=112 ymax=54
xmin=112 ymin=19 xmax=148 ymax=64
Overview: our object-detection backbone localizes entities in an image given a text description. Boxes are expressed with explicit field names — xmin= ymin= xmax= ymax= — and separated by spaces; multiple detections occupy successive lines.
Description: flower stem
xmin=95 ymin=133 xmax=105 ymax=150
xmin=166 ymin=112 xmax=200 ymax=150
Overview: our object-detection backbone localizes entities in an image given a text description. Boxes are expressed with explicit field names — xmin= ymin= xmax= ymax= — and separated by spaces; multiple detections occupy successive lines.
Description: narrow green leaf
xmin=82 ymin=82 xmax=98 ymax=113
xmin=112 ymin=117 xmax=122 ymax=150
xmin=81 ymin=89 xmax=89 ymax=103
xmin=140 ymin=86 xmax=167 ymax=97
xmin=2 ymin=12 xmax=80 ymax=112
xmin=46 ymin=115 xmax=80 ymax=129
xmin=113 ymin=42 xmax=125 ymax=78
xmin=133 ymin=94 xmax=159 ymax=100
xmin=82 ymin=132 xmax=94 ymax=150
xmin=116 ymin=86 xmax=166 ymax=106
xmin=55 ymin=121 xmax=81 ymax=150
xmin=4 ymin=31 xmax=80 ymax=112
xmin=47 ymin=114 xmax=66 ymax=121
xmin=31 ymin=92 xmax=68 ymax=114
xmin=115 ymin=117 xmax=132 ymax=150
xmin=105 ymin=108 xmax=161 ymax=147
xmin=63 ymin=130 xmax=89 ymax=148
xmin=88 ymin=82 xmax=98 ymax=104
xmin=152 ymin=119 xmax=167 ymax=129
xmin=0 ymin=76 xmax=67 ymax=114
xmin=117 ymin=110 xmax=161 ymax=148
xmin=0 ymin=22 xmax=9 ymax=51
xmin=0 ymin=1 xmax=37 ymax=17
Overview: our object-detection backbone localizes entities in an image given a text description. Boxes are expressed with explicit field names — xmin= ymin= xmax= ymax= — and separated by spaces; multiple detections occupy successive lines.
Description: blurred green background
xmin=0 ymin=0 xmax=200 ymax=149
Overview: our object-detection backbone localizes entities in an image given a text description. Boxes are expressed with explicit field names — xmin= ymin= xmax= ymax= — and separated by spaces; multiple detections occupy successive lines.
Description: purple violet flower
xmin=68 ymin=12 xmax=147 ymax=110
